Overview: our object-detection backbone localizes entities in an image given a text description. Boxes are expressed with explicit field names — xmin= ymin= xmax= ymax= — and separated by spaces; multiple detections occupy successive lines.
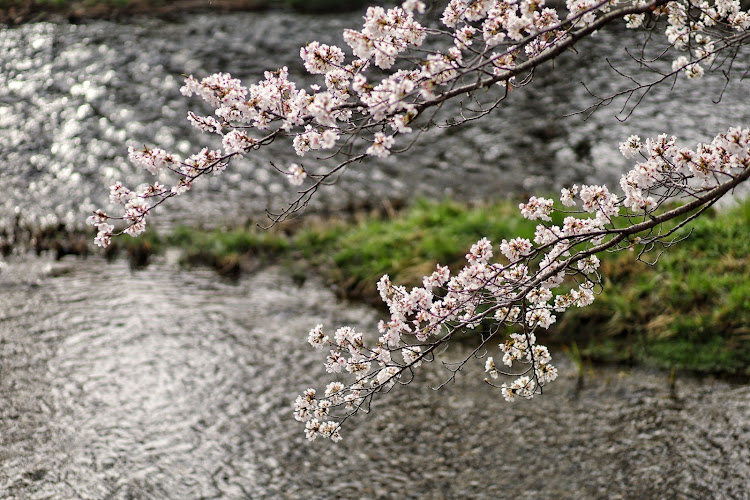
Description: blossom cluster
xmin=87 ymin=145 xmax=229 ymax=241
xmin=296 ymin=127 xmax=750 ymax=441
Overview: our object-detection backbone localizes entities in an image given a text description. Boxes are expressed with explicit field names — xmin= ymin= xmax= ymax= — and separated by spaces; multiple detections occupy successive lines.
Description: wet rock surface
xmin=1 ymin=257 xmax=748 ymax=498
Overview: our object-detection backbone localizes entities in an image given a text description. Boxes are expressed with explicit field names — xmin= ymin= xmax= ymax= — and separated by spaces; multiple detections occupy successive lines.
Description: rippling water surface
xmin=1 ymin=10 xmax=750 ymax=230
xmin=1 ymin=257 xmax=749 ymax=498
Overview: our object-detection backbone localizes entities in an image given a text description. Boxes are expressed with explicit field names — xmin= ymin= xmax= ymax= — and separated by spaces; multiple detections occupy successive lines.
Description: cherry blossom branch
xmin=84 ymin=0 xmax=750 ymax=442
xmin=295 ymin=127 xmax=750 ymax=441
xmin=88 ymin=0 xmax=750 ymax=243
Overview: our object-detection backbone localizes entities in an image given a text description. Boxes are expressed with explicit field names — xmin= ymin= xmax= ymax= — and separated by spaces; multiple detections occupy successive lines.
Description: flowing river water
xmin=2 ymin=9 xmax=750 ymax=229
xmin=1 ymin=8 xmax=750 ymax=499
xmin=1 ymin=256 xmax=749 ymax=498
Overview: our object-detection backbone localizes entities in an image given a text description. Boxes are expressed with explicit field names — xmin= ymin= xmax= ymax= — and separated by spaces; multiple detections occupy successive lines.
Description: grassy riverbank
xmin=115 ymin=197 xmax=750 ymax=376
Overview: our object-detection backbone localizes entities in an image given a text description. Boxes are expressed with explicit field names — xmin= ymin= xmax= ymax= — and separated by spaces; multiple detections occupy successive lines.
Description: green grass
xmin=555 ymin=200 xmax=750 ymax=375
xmin=164 ymin=225 xmax=288 ymax=275
xmin=294 ymin=198 xmax=544 ymax=300
xmin=127 ymin=197 xmax=750 ymax=376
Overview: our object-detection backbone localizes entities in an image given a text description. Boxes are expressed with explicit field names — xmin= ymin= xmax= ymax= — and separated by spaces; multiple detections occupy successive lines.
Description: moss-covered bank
xmin=116 ymin=197 xmax=750 ymax=377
